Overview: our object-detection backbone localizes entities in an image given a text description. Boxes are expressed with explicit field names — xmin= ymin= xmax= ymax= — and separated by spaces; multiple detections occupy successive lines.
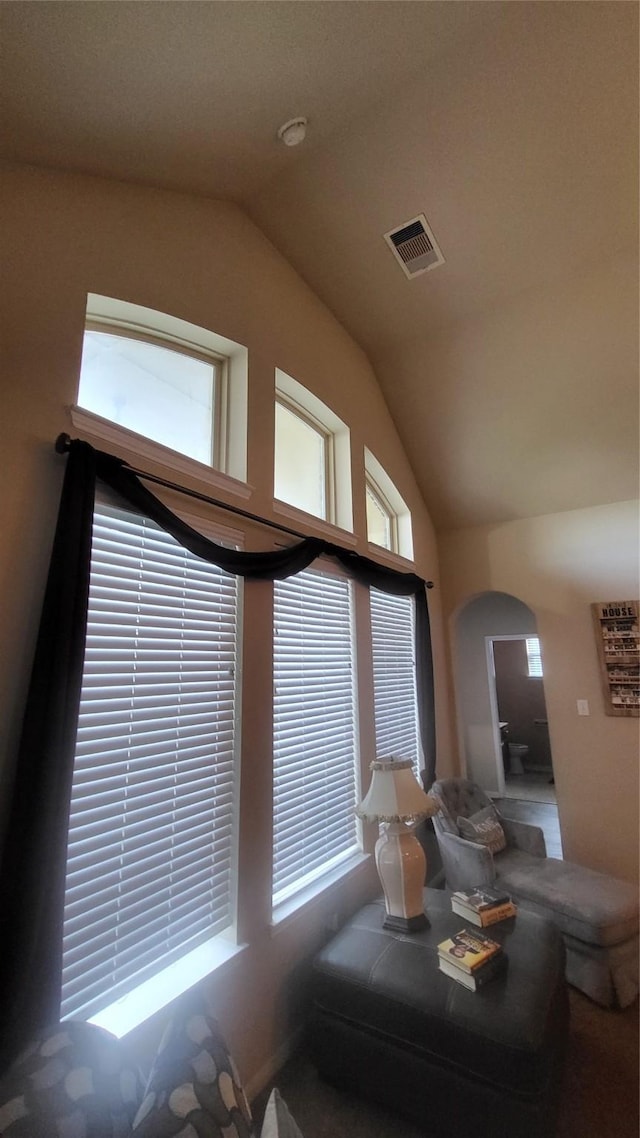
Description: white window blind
xmin=526 ymin=637 xmax=543 ymax=677
xmin=273 ymin=564 xmax=358 ymax=905
xmin=62 ymin=503 xmax=239 ymax=1021
xmin=370 ymin=588 xmax=421 ymax=774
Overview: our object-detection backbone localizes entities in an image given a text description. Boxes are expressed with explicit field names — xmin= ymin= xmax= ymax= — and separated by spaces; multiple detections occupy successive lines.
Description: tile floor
xmin=501 ymin=771 xmax=557 ymax=804
xmin=493 ymin=794 xmax=563 ymax=859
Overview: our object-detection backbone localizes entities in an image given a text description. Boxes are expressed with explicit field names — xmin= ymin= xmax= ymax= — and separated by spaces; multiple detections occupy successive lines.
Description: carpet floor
xmin=253 ymin=988 xmax=638 ymax=1137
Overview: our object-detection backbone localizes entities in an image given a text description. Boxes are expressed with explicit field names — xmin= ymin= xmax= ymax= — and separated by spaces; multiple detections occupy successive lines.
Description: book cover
xmin=451 ymin=898 xmax=517 ymax=927
xmin=437 ymin=927 xmax=502 ymax=973
xmin=438 ymin=951 xmax=508 ymax=991
xmin=450 ymin=887 xmax=511 ymax=912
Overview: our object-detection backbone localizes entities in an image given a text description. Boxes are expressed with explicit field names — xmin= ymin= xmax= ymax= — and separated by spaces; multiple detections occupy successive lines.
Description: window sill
xmin=86 ymin=932 xmax=246 ymax=1040
xmin=270 ymin=851 xmax=370 ymax=935
xmin=366 ymin=542 xmax=416 ymax=571
xmin=69 ymin=405 xmax=253 ymax=500
xmin=273 ymin=499 xmax=357 ymax=545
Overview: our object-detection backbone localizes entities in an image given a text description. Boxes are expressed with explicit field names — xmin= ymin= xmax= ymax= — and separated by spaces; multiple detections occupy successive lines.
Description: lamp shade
xmin=356 ymin=759 xmax=438 ymax=823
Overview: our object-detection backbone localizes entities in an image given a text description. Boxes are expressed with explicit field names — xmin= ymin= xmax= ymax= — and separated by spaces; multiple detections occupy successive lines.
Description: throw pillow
xmin=457 ymin=805 xmax=507 ymax=854
xmin=0 ymin=1020 xmax=143 ymax=1138
xmin=260 ymin=1087 xmax=304 ymax=1138
xmin=132 ymin=997 xmax=254 ymax=1138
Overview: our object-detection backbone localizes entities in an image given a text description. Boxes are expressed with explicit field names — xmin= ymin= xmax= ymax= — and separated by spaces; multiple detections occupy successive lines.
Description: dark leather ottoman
xmin=309 ymin=889 xmax=569 ymax=1137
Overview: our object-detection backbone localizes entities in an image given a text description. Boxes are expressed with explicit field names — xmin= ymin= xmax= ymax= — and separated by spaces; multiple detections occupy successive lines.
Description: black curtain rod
xmin=55 ymin=433 xmax=434 ymax=588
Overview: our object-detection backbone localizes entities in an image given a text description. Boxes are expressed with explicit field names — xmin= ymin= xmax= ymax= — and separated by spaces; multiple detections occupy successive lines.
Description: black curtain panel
xmin=0 ymin=439 xmax=436 ymax=1070
xmin=0 ymin=441 xmax=97 ymax=1073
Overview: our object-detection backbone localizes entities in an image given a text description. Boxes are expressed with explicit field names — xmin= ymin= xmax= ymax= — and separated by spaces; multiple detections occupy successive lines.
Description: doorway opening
xmin=452 ymin=591 xmax=562 ymax=856
xmin=487 ymin=635 xmax=556 ymax=804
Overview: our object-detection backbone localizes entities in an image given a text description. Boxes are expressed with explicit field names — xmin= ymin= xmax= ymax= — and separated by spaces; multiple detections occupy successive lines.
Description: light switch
xmin=577 ymin=699 xmax=590 ymax=716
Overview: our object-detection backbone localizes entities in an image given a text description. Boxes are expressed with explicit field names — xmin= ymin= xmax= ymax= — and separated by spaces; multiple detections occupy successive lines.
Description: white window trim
xmin=74 ymin=294 xmax=249 ymax=486
xmin=89 ymin=934 xmax=247 ymax=1040
xmin=272 ymin=497 xmax=358 ymax=546
xmin=275 ymin=369 xmax=353 ymax=533
xmin=364 ymin=447 xmax=414 ymax=561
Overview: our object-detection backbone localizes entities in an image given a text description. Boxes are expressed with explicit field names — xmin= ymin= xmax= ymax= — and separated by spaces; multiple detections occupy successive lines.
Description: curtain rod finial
xmin=55 ymin=433 xmax=72 ymax=454
xmin=426 ymin=581 xmax=434 ymax=589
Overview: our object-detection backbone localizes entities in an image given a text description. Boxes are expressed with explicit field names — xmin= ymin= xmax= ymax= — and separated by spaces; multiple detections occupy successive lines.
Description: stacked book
xmin=450 ymin=886 xmax=517 ymax=927
xmin=437 ymin=927 xmax=507 ymax=991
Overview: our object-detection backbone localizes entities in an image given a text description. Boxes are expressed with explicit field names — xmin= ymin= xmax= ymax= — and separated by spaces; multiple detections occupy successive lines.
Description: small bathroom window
xmin=526 ymin=638 xmax=543 ymax=677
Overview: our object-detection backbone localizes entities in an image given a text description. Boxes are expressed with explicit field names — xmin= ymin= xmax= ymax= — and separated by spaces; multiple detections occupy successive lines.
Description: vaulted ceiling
xmin=1 ymin=1 xmax=637 ymax=530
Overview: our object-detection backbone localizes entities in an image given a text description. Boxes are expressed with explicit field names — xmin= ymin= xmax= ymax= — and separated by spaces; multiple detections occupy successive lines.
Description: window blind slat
xmin=64 ymin=863 xmax=232 ymax=949
xmin=65 ymin=820 xmax=233 ymax=885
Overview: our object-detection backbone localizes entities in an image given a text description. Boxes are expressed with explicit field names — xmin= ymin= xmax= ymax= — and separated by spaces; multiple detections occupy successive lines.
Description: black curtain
xmin=0 ymin=439 xmax=435 ymax=1070
xmin=0 ymin=442 xmax=96 ymax=1072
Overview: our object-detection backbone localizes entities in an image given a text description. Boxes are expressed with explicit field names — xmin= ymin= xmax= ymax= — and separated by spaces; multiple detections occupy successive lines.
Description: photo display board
xmin=591 ymin=600 xmax=640 ymax=717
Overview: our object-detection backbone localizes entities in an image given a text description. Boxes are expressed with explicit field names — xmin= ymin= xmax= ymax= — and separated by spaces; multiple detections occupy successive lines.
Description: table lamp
xmin=357 ymin=758 xmax=439 ymax=932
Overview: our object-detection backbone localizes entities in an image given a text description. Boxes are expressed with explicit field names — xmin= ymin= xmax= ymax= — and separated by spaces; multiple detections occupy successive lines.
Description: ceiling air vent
xmin=384 ymin=214 xmax=445 ymax=279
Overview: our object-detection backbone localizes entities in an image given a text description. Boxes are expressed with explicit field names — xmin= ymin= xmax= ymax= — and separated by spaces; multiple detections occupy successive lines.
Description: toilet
xmin=508 ymin=743 xmax=528 ymax=775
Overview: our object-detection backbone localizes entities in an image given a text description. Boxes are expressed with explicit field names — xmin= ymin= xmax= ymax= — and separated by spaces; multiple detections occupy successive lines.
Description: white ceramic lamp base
xmin=375 ymin=821 xmax=428 ymax=932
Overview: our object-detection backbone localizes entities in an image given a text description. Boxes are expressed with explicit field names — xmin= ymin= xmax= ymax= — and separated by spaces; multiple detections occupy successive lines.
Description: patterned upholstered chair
xmin=0 ymin=1000 xmax=256 ymax=1138
xmin=0 ymin=1021 xmax=144 ymax=1137
xmin=429 ymin=777 xmax=639 ymax=1009
xmin=0 ymin=993 xmax=302 ymax=1137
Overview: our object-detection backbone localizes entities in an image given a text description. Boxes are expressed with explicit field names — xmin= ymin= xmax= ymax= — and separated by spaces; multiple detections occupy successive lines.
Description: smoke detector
xmin=277 ymin=117 xmax=308 ymax=147
xmin=384 ymin=214 xmax=445 ymax=278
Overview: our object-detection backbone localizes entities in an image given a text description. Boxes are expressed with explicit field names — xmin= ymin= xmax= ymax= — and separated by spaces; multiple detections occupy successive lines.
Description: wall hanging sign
xmin=591 ymin=600 xmax=640 ymax=717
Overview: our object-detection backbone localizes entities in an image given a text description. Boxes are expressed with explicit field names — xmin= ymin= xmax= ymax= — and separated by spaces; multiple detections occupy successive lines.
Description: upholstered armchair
xmin=429 ymin=777 xmax=546 ymax=892
xmin=428 ymin=777 xmax=639 ymax=1009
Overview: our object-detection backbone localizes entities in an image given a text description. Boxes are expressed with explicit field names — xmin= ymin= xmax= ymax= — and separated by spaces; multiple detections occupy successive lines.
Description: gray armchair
xmin=428 ymin=777 xmax=639 ymax=1009
xmin=429 ymin=777 xmax=546 ymax=893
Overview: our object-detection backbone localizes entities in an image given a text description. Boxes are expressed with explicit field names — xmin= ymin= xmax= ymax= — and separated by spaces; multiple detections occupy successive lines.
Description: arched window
xmin=74 ymin=293 xmax=248 ymax=485
xmin=364 ymin=448 xmax=413 ymax=559
xmin=274 ymin=369 xmax=353 ymax=532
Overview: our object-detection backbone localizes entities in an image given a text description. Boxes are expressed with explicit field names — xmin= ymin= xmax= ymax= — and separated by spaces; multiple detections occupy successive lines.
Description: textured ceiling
xmin=1 ymin=1 xmax=638 ymax=530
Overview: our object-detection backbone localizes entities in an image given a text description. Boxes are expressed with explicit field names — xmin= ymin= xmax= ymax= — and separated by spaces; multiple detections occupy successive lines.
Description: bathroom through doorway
xmin=487 ymin=635 xmax=556 ymax=804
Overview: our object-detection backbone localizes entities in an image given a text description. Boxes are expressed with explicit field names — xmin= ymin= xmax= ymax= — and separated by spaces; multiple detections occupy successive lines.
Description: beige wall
xmin=0 ymin=162 xmax=451 ymax=1086
xmin=440 ymin=500 xmax=640 ymax=884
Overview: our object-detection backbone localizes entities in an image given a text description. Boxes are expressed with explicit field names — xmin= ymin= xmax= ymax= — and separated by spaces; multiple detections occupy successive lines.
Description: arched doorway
xmin=452 ymin=591 xmax=556 ymax=803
